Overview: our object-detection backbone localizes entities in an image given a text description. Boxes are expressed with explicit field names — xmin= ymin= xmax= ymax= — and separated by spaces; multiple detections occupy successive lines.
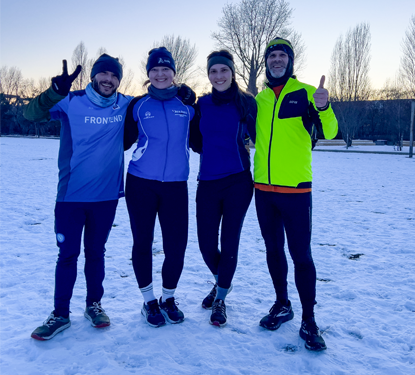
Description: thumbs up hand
xmin=51 ymin=60 xmax=82 ymax=96
xmin=313 ymin=75 xmax=329 ymax=109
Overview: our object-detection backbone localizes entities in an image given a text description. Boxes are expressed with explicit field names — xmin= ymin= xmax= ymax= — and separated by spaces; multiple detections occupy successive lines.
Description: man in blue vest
xmin=24 ymin=54 xmax=133 ymax=340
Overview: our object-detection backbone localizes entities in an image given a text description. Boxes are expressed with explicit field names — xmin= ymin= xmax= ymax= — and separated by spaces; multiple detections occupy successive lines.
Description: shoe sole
xmin=209 ymin=319 xmax=227 ymax=327
xmin=304 ymin=342 xmax=327 ymax=351
xmin=141 ymin=307 xmax=166 ymax=328
xmin=31 ymin=321 xmax=71 ymax=341
xmin=299 ymin=329 xmax=327 ymax=351
xmin=202 ymin=284 xmax=234 ymax=310
xmin=84 ymin=312 xmax=110 ymax=328
xmin=259 ymin=311 xmax=294 ymax=331
xmin=160 ymin=309 xmax=185 ymax=324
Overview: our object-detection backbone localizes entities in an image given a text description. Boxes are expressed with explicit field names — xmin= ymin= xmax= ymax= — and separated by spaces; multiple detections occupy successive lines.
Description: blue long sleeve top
xmin=190 ymin=94 xmax=257 ymax=181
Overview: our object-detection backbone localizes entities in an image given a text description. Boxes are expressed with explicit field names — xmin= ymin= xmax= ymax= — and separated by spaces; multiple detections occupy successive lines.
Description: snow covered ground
xmin=1 ymin=137 xmax=414 ymax=375
xmin=313 ymin=143 xmax=412 ymax=155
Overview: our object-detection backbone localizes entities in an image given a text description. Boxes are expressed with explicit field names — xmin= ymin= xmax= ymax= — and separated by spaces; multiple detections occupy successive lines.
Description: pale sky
xmin=1 ymin=0 xmax=413 ymax=94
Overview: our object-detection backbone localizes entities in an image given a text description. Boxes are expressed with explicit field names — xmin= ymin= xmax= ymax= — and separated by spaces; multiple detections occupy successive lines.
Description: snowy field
xmin=313 ymin=143 xmax=412 ymax=155
xmin=1 ymin=137 xmax=414 ymax=375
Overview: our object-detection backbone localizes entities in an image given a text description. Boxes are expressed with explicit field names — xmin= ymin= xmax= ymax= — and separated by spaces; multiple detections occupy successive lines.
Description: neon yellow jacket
xmin=254 ymin=78 xmax=338 ymax=188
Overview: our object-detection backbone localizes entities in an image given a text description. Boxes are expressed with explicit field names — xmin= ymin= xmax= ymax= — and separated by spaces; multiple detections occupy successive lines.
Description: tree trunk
xmin=247 ymin=67 xmax=258 ymax=96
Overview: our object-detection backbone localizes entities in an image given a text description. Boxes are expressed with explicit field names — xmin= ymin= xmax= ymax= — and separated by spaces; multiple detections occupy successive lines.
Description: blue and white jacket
xmin=49 ymin=91 xmax=133 ymax=202
xmin=124 ymin=95 xmax=195 ymax=182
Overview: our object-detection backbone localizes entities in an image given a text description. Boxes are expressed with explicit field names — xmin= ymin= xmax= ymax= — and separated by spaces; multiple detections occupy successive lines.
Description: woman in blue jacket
xmin=124 ymin=47 xmax=194 ymax=328
xmin=190 ymin=50 xmax=257 ymax=327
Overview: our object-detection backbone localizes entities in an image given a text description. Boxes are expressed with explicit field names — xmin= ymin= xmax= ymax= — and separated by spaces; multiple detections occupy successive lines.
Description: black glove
xmin=51 ymin=60 xmax=82 ymax=96
xmin=178 ymin=84 xmax=196 ymax=105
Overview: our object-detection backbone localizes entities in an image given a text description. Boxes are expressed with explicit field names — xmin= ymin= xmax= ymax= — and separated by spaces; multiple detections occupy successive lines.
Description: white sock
xmin=162 ymin=287 xmax=175 ymax=303
xmin=140 ymin=283 xmax=156 ymax=304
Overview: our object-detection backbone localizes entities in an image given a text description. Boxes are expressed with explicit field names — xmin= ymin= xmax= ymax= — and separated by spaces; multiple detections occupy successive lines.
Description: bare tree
xmin=211 ymin=0 xmax=306 ymax=95
xmin=37 ymin=77 xmax=52 ymax=94
xmin=71 ymin=41 xmax=89 ymax=90
xmin=0 ymin=66 xmax=24 ymax=96
xmin=19 ymin=76 xmax=52 ymax=99
xmin=375 ymin=79 xmax=405 ymax=101
xmin=400 ymin=15 xmax=415 ymax=98
xmin=1 ymin=66 xmax=22 ymax=134
xmin=328 ymin=23 xmax=371 ymax=147
xmin=329 ymin=23 xmax=371 ymax=102
xmin=118 ymin=65 xmax=136 ymax=95
xmin=0 ymin=66 xmax=35 ymax=134
xmin=140 ymin=34 xmax=198 ymax=85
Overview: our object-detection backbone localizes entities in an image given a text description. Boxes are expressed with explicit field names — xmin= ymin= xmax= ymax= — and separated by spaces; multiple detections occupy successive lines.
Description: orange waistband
xmin=254 ymin=183 xmax=312 ymax=194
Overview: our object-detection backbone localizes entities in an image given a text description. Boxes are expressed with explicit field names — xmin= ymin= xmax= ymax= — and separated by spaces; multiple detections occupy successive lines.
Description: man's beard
xmin=270 ymin=67 xmax=286 ymax=79
xmin=92 ymin=79 xmax=116 ymax=98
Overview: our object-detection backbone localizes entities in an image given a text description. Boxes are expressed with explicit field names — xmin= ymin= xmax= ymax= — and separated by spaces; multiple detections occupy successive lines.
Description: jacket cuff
xmin=317 ymin=102 xmax=330 ymax=111
xmin=47 ymin=86 xmax=66 ymax=102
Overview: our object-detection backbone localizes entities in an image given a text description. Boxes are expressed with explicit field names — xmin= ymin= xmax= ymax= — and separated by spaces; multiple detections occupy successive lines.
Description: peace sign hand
xmin=51 ymin=60 xmax=82 ymax=96
xmin=313 ymin=75 xmax=329 ymax=109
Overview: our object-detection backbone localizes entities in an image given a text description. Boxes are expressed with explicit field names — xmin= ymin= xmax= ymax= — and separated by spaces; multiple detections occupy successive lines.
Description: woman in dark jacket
xmin=124 ymin=47 xmax=195 ymax=328
xmin=190 ymin=50 xmax=256 ymax=327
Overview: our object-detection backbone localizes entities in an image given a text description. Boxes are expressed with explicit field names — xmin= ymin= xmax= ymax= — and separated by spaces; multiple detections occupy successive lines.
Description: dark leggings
xmin=54 ymin=200 xmax=118 ymax=317
xmin=196 ymin=170 xmax=253 ymax=289
xmin=255 ymin=189 xmax=316 ymax=319
xmin=125 ymin=173 xmax=188 ymax=290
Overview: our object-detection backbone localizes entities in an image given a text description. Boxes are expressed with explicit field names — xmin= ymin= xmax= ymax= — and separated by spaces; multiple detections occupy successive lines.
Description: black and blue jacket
xmin=189 ymin=94 xmax=256 ymax=181
xmin=124 ymin=94 xmax=195 ymax=182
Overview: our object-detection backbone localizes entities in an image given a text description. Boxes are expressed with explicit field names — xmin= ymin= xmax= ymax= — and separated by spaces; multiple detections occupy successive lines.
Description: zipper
xmin=266 ymin=81 xmax=292 ymax=185
xmin=267 ymin=97 xmax=278 ymax=185
xmin=162 ymin=101 xmax=169 ymax=182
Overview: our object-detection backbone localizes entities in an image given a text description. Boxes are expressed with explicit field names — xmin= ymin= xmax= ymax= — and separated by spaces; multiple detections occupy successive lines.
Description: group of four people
xmin=24 ymin=38 xmax=338 ymax=352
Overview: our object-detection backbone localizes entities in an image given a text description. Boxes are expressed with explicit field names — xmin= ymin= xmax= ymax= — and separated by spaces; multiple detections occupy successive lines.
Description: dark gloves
xmin=51 ymin=60 xmax=82 ymax=96
xmin=178 ymin=84 xmax=196 ymax=105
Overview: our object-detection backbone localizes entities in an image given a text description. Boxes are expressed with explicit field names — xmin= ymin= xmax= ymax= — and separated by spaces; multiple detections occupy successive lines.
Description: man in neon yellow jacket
xmin=254 ymin=38 xmax=338 ymax=352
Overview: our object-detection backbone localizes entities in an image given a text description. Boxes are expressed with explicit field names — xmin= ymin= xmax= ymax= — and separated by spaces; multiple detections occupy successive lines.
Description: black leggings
xmin=255 ymin=189 xmax=316 ymax=319
xmin=54 ymin=200 xmax=118 ymax=317
xmin=125 ymin=173 xmax=188 ymax=290
xmin=196 ymin=170 xmax=253 ymax=289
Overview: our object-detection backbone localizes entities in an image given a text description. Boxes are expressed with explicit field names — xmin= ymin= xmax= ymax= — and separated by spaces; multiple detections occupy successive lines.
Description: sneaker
xmin=202 ymin=282 xmax=233 ymax=310
xmin=141 ymin=299 xmax=166 ymax=328
xmin=210 ymin=299 xmax=227 ymax=327
xmin=259 ymin=300 xmax=294 ymax=330
xmin=299 ymin=317 xmax=327 ymax=351
xmin=31 ymin=311 xmax=71 ymax=341
xmin=84 ymin=302 xmax=110 ymax=328
xmin=159 ymin=297 xmax=185 ymax=324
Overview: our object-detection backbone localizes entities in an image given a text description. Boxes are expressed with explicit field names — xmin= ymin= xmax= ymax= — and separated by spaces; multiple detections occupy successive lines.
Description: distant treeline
xmin=1 ymin=94 xmax=60 ymax=137
xmin=1 ymin=93 xmax=413 ymax=145
xmin=329 ymin=99 xmax=414 ymax=145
